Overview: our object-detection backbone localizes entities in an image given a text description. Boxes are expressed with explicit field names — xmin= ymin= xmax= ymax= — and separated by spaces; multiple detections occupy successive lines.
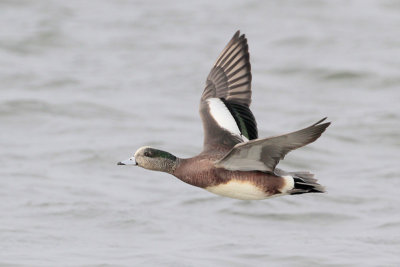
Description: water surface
xmin=1 ymin=0 xmax=400 ymax=266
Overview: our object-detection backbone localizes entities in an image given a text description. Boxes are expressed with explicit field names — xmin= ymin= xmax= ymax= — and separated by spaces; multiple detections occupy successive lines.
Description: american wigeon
xmin=118 ymin=31 xmax=330 ymax=200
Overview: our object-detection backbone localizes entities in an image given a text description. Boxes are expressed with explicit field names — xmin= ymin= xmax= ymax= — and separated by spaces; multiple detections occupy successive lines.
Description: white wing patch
xmin=207 ymin=98 xmax=248 ymax=141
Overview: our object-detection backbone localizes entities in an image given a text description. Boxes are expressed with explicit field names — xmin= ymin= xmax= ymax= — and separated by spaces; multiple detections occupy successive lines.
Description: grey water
xmin=1 ymin=0 xmax=400 ymax=266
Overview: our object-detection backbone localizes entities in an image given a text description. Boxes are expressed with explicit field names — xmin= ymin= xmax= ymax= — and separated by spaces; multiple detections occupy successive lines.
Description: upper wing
xmin=201 ymin=31 xmax=252 ymax=106
xmin=200 ymin=31 xmax=257 ymax=152
xmin=214 ymin=118 xmax=331 ymax=172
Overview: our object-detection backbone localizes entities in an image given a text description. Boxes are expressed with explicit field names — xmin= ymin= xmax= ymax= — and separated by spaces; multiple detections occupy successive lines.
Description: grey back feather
xmin=215 ymin=118 xmax=331 ymax=172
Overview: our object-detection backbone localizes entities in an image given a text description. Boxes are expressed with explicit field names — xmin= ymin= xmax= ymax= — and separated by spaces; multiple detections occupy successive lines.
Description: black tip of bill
xmin=117 ymin=161 xmax=125 ymax=165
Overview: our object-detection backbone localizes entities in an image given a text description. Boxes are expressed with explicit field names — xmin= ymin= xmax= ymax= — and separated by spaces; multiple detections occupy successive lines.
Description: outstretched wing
xmin=200 ymin=31 xmax=257 ymax=152
xmin=214 ymin=118 xmax=331 ymax=172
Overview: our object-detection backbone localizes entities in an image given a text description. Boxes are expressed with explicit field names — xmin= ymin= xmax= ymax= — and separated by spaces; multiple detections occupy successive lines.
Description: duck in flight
xmin=118 ymin=31 xmax=330 ymax=200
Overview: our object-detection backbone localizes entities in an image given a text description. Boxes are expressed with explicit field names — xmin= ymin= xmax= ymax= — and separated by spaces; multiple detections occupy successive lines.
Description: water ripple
xmin=220 ymin=210 xmax=356 ymax=222
xmin=0 ymin=99 xmax=127 ymax=119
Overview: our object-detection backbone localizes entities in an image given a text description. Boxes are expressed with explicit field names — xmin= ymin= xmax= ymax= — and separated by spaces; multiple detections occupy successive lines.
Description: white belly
xmin=205 ymin=180 xmax=268 ymax=200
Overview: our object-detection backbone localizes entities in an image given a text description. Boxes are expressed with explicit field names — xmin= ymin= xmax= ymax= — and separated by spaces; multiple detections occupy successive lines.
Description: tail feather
xmin=288 ymin=171 xmax=325 ymax=195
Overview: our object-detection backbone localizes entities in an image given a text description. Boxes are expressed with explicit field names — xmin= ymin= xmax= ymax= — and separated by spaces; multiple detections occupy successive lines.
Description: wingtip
xmin=233 ymin=30 xmax=240 ymax=39
xmin=313 ymin=117 xmax=332 ymax=127
xmin=233 ymin=30 xmax=247 ymax=40
xmin=314 ymin=117 xmax=327 ymax=125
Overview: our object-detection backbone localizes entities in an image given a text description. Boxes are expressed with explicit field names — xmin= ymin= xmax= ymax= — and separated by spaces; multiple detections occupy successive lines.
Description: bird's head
xmin=118 ymin=146 xmax=177 ymax=173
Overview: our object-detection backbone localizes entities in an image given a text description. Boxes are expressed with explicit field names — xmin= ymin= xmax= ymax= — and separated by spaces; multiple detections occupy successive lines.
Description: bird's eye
xmin=144 ymin=152 xmax=150 ymax=157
